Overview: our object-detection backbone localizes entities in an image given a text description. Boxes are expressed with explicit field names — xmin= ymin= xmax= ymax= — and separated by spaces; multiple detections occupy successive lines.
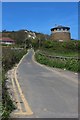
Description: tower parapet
xmin=50 ymin=25 xmax=71 ymax=42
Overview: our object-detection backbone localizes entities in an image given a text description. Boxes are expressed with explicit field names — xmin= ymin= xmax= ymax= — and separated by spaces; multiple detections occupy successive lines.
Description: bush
xmin=35 ymin=53 xmax=79 ymax=72
xmin=42 ymin=40 xmax=80 ymax=52
xmin=65 ymin=59 xmax=78 ymax=71
xmin=2 ymin=47 xmax=27 ymax=119
xmin=2 ymin=47 xmax=27 ymax=72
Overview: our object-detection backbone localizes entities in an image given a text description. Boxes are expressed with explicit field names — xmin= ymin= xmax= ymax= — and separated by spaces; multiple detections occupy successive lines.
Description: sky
xmin=2 ymin=2 xmax=78 ymax=39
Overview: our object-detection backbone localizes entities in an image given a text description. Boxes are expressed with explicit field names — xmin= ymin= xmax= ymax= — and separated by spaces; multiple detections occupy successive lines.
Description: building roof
xmin=51 ymin=25 xmax=70 ymax=31
xmin=0 ymin=37 xmax=14 ymax=42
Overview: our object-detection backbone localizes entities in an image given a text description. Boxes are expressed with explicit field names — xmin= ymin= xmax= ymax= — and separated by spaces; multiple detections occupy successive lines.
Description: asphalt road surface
xmin=16 ymin=49 xmax=78 ymax=118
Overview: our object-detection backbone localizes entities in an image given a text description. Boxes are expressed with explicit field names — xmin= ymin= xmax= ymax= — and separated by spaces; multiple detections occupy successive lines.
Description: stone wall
xmin=50 ymin=32 xmax=71 ymax=42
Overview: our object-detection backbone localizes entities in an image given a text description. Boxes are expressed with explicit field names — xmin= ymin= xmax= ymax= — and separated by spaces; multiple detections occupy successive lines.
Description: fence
xmin=38 ymin=52 xmax=79 ymax=60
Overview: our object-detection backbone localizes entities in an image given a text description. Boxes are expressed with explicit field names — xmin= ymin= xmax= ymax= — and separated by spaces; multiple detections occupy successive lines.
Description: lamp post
xmin=38 ymin=37 xmax=41 ymax=49
xmin=24 ymin=31 xmax=28 ymax=50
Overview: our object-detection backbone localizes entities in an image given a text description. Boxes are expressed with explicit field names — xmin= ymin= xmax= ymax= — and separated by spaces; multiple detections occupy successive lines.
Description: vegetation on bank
xmin=2 ymin=46 xmax=27 ymax=119
xmin=2 ymin=30 xmax=49 ymax=45
xmin=2 ymin=30 xmax=80 ymax=119
xmin=36 ymin=40 xmax=79 ymax=55
xmin=2 ymin=70 xmax=15 ymax=119
xmin=2 ymin=47 xmax=27 ymax=72
xmin=0 ymin=45 xmax=2 ymax=118
xmin=34 ymin=40 xmax=80 ymax=72
xmin=35 ymin=52 xmax=79 ymax=72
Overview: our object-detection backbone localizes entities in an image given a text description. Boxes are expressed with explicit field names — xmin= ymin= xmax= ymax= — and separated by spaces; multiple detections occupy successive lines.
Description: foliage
xmin=42 ymin=40 xmax=80 ymax=51
xmin=2 ymin=68 xmax=16 ymax=119
xmin=2 ymin=30 xmax=50 ymax=49
xmin=2 ymin=47 xmax=27 ymax=72
xmin=2 ymin=47 xmax=27 ymax=119
xmin=35 ymin=53 xmax=79 ymax=72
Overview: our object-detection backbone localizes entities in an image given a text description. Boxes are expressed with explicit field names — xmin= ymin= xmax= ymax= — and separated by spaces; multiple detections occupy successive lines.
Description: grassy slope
xmin=0 ymin=45 xmax=2 ymax=118
xmin=2 ymin=46 xmax=27 ymax=119
xmin=35 ymin=40 xmax=79 ymax=72
xmin=40 ymin=48 xmax=78 ymax=57
xmin=35 ymin=52 xmax=79 ymax=72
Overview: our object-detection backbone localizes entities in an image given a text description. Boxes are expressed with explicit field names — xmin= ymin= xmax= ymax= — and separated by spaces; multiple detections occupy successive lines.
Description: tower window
xmin=54 ymin=29 xmax=56 ymax=32
xmin=65 ymin=29 xmax=68 ymax=31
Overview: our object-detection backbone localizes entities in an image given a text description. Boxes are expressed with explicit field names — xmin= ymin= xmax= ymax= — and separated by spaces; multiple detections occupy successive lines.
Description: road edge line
xmin=32 ymin=51 xmax=78 ymax=84
xmin=11 ymin=74 xmax=22 ymax=112
xmin=14 ymin=49 xmax=33 ymax=115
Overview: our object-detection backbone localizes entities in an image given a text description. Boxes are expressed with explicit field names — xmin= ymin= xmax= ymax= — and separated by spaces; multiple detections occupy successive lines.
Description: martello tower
xmin=50 ymin=25 xmax=71 ymax=42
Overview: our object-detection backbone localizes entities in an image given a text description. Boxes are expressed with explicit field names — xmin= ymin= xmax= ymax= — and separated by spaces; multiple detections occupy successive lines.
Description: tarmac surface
xmin=11 ymin=49 xmax=78 ymax=118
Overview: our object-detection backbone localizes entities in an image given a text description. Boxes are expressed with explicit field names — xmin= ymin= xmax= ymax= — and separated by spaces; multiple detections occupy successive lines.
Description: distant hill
xmin=1 ymin=29 xmax=50 ymax=45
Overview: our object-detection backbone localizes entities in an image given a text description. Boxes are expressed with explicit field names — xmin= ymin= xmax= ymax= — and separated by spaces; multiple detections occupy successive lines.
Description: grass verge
xmin=2 ymin=47 xmax=27 ymax=119
xmin=35 ymin=52 xmax=79 ymax=72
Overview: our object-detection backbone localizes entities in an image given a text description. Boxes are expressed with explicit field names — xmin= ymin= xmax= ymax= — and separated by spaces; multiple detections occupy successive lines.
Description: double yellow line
xmin=11 ymin=51 xmax=33 ymax=116
xmin=11 ymin=73 xmax=22 ymax=113
xmin=14 ymin=68 xmax=33 ymax=115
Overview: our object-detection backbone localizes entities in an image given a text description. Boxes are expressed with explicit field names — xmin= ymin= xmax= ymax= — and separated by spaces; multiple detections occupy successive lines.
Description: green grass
xmin=35 ymin=40 xmax=79 ymax=72
xmin=0 ymin=52 xmax=2 ymax=118
xmin=2 ymin=69 xmax=16 ymax=119
xmin=40 ymin=48 xmax=78 ymax=57
xmin=0 ymin=102 xmax=2 ymax=118
xmin=38 ymin=40 xmax=79 ymax=57
xmin=2 ymin=47 xmax=27 ymax=72
xmin=2 ymin=46 xmax=27 ymax=119
xmin=35 ymin=52 xmax=79 ymax=72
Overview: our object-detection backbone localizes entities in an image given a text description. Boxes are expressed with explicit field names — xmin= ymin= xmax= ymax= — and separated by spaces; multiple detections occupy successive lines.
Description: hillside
xmin=1 ymin=30 xmax=50 ymax=46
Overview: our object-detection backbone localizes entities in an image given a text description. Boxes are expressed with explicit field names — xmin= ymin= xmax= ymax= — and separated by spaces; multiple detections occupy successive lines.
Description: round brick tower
xmin=50 ymin=25 xmax=71 ymax=42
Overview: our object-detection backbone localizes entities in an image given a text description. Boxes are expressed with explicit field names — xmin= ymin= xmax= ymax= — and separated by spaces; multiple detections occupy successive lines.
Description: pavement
xmin=10 ymin=49 xmax=78 ymax=118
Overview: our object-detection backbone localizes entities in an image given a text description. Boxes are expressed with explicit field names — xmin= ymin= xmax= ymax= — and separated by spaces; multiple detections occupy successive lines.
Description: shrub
xmin=2 ymin=47 xmax=27 ymax=119
xmin=35 ymin=53 xmax=79 ymax=72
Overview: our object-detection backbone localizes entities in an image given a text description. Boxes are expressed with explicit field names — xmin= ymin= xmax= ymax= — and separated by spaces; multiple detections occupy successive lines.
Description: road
xmin=12 ymin=49 xmax=78 ymax=118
